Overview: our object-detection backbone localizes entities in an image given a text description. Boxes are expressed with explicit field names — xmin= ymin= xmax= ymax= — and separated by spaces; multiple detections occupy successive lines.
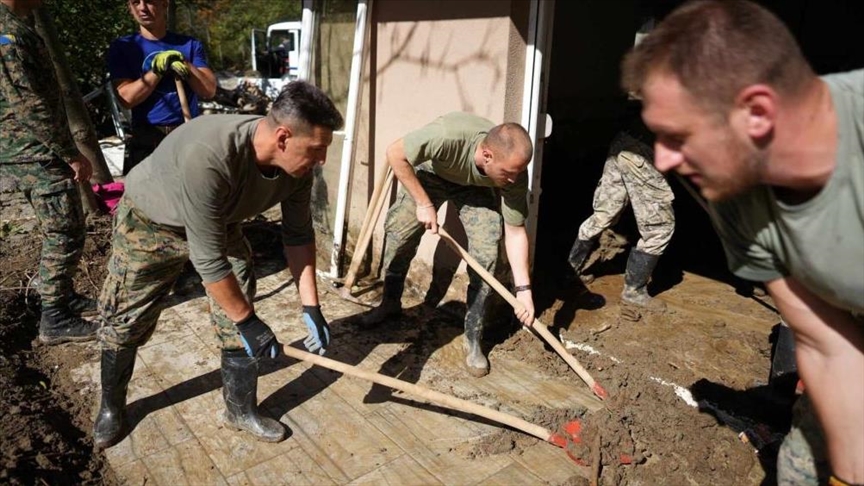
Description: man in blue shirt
xmin=108 ymin=0 xmax=216 ymax=175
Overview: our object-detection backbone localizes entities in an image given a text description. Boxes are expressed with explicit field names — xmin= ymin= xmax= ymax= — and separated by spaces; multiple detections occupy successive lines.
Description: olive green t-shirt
xmin=709 ymin=70 xmax=864 ymax=314
xmin=125 ymin=115 xmax=315 ymax=283
xmin=402 ymin=111 xmax=529 ymax=226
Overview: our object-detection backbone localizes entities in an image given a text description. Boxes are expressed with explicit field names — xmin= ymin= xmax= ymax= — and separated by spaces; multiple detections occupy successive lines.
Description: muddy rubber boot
xmin=568 ymin=238 xmax=595 ymax=275
xmin=566 ymin=238 xmax=598 ymax=289
xmin=39 ymin=305 xmax=100 ymax=345
xmin=462 ymin=303 xmax=489 ymax=377
xmin=221 ymin=349 xmax=286 ymax=443
xmin=620 ymin=249 xmax=664 ymax=309
xmin=93 ymin=347 xmax=137 ymax=449
xmin=358 ymin=276 xmax=404 ymax=328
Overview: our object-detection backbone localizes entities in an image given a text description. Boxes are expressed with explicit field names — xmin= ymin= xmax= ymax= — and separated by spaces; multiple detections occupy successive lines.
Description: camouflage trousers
xmin=777 ymin=394 xmax=829 ymax=485
xmin=0 ymin=160 xmax=85 ymax=308
xmin=382 ymin=169 xmax=503 ymax=330
xmin=578 ymin=150 xmax=675 ymax=255
xmin=98 ymin=196 xmax=253 ymax=351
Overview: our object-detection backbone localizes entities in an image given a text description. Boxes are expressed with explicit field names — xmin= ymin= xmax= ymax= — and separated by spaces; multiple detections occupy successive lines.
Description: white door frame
xmin=520 ymin=0 xmax=555 ymax=269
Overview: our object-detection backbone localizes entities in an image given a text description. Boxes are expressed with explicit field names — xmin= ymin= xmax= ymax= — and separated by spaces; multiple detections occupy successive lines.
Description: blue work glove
xmin=302 ymin=305 xmax=331 ymax=355
xmin=236 ymin=313 xmax=280 ymax=358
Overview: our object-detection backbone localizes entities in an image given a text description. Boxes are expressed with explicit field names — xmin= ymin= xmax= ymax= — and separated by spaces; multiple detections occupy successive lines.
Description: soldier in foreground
xmin=93 ymin=81 xmax=343 ymax=448
xmin=623 ymin=1 xmax=864 ymax=483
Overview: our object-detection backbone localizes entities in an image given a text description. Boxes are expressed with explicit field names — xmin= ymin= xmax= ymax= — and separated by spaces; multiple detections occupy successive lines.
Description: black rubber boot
xmin=221 ymin=349 xmax=286 ymax=443
xmin=566 ymin=238 xmax=598 ymax=289
xmin=358 ymin=275 xmax=405 ymax=328
xmin=93 ymin=347 xmax=137 ymax=449
xmin=620 ymin=248 xmax=663 ymax=308
xmin=39 ymin=305 xmax=100 ymax=345
xmin=463 ymin=290 xmax=490 ymax=378
xmin=568 ymin=238 xmax=595 ymax=275
xmin=769 ymin=322 xmax=799 ymax=399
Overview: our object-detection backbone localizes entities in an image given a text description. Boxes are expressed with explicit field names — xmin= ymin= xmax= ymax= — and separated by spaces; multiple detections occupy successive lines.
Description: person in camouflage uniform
xmin=93 ymin=81 xmax=343 ymax=449
xmin=0 ymin=0 xmax=98 ymax=344
xmin=568 ymin=102 xmax=675 ymax=307
xmin=360 ymin=112 xmax=536 ymax=378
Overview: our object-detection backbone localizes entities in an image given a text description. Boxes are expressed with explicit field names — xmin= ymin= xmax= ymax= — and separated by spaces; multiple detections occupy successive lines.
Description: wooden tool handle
xmin=436 ymin=228 xmax=607 ymax=400
xmin=343 ymin=167 xmax=394 ymax=290
xmin=175 ymin=78 xmax=191 ymax=123
xmin=281 ymin=345 xmax=555 ymax=443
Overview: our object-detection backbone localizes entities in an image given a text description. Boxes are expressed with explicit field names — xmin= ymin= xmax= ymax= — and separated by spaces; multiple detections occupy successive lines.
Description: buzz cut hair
xmin=484 ymin=122 xmax=533 ymax=163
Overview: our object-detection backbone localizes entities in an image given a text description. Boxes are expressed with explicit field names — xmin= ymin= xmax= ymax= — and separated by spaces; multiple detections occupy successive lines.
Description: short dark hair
xmin=269 ymin=80 xmax=344 ymax=133
xmin=621 ymin=0 xmax=815 ymax=114
xmin=484 ymin=122 xmax=533 ymax=163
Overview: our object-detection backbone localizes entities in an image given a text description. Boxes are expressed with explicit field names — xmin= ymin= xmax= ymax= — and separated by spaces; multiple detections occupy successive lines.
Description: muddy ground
xmin=1 ymin=186 xmax=793 ymax=485
xmin=466 ymin=233 xmax=792 ymax=486
xmin=0 ymin=191 xmax=117 ymax=485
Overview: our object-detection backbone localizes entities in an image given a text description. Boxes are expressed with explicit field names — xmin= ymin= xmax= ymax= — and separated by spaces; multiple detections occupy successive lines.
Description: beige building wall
xmin=344 ymin=0 xmax=531 ymax=298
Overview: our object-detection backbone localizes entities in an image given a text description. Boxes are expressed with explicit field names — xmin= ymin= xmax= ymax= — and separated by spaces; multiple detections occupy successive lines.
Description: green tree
xmin=181 ymin=0 xmax=302 ymax=71
xmin=45 ymin=0 xmax=135 ymax=136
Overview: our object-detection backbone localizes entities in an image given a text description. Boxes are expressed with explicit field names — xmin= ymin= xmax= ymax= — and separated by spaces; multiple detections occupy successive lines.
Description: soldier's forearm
xmin=504 ymin=223 xmax=531 ymax=286
xmin=204 ymin=274 xmax=253 ymax=323
xmin=284 ymin=243 xmax=319 ymax=306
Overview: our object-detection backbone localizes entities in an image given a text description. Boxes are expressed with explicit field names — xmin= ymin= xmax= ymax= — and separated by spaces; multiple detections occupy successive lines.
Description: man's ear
xmin=275 ymin=125 xmax=293 ymax=150
xmin=736 ymin=85 xmax=776 ymax=139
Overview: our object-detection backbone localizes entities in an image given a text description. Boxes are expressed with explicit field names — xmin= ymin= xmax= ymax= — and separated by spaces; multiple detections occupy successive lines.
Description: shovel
xmin=337 ymin=166 xmax=395 ymax=305
xmin=281 ymin=344 xmax=587 ymax=463
xmin=175 ymin=78 xmax=192 ymax=123
xmin=436 ymin=227 xmax=609 ymax=401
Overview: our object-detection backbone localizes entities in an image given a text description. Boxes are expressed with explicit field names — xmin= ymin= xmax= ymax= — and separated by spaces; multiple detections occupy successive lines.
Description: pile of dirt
xmin=0 ymin=197 xmax=117 ymax=485
xmin=473 ymin=251 xmax=790 ymax=485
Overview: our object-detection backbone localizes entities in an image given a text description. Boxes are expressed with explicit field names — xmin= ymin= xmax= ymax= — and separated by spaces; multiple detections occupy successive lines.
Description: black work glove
xmin=236 ymin=313 xmax=280 ymax=358
xmin=302 ymin=305 xmax=331 ymax=355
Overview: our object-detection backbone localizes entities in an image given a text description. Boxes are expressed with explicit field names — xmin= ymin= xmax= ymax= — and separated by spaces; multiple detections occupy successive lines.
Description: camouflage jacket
xmin=0 ymin=3 xmax=77 ymax=164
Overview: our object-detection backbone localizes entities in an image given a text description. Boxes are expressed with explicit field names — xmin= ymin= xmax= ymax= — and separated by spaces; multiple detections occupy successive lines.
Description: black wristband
xmin=514 ymin=284 xmax=531 ymax=293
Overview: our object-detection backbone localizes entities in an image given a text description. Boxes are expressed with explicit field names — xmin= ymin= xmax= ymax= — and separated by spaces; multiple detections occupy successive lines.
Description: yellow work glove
xmin=170 ymin=60 xmax=189 ymax=79
xmin=152 ymin=50 xmax=186 ymax=77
